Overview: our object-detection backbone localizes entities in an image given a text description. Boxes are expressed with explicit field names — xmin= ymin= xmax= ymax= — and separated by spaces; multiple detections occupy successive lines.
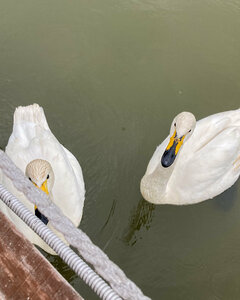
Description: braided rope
xmin=0 ymin=150 xmax=150 ymax=300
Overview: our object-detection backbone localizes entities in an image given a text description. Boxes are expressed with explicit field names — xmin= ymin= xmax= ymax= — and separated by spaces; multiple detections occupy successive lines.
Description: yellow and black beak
xmin=161 ymin=130 xmax=185 ymax=168
xmin=34 ymin=179 xmax=49 ymax=225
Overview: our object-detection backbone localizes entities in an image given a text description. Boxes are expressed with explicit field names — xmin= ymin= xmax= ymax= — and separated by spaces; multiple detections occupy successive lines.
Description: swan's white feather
xmin=0 ymin=104 xmax=85 ymax=253
xmin=141 ymin=109 xmax=240 ymax=205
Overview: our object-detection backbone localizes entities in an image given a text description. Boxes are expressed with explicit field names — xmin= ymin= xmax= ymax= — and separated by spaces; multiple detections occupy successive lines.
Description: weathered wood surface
xmin=0 ymin=211 xmax=83 ymax=300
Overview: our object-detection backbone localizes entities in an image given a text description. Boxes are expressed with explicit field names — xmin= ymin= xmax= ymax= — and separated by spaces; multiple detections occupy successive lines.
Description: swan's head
xmin=25 ymin=159 xmax=55 ymax=224
xmin=161 ymin=112 xmax=196 ymax=168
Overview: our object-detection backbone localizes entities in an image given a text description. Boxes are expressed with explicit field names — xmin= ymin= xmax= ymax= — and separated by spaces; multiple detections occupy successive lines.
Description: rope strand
xmin=0 ymin=150 xmax=150 ymax=300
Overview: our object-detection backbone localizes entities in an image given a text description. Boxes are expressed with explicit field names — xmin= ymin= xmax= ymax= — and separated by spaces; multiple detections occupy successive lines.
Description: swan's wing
xmin=145 ymin=109 xmax=240 ymax=176
xmin=61 ymin=145 xmax=85 ymax=217
xmin=61 ymin=146 xmax=85 ymax=196
xmin=190 ymin=109 xmax=240 ymax=153
xmin=169 ymin=126 xmax=240 ymax=204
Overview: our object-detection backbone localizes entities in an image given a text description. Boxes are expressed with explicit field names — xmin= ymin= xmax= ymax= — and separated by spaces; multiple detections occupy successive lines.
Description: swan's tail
xmin=14 ymin=104 xmax=49 ymax=130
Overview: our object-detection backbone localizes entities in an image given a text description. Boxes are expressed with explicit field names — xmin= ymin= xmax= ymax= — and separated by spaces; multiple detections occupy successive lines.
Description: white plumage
xmin=0 ymin=104 xmax=85 ymax=254
xmin=140 ymin=109 xmax=240 ymax=205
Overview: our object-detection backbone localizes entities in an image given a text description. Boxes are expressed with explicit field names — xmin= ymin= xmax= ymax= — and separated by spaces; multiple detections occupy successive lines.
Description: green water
xmin=0 ymin=1 xmax=240 ymax=299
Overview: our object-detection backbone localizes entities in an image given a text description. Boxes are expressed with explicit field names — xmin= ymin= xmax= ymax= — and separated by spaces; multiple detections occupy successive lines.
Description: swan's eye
xmin=174 ymin=123 xmax=176 ymax=127
xmin=29 ymin=177 xmax=32 ymax=181
xmin=47 ymin=174 xmax=49 ymax=180
xmin=188 ymin=129 xmax=191 ymax=133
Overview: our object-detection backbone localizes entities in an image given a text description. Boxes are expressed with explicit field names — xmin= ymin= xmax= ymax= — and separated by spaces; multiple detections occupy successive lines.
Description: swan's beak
xmin=34 ymin=179 xmax=49 ymax=225
xmin=161 ymin=130 xmax=185 ymax=168
xmin=39 ymin=180 xmax=49 ymax=195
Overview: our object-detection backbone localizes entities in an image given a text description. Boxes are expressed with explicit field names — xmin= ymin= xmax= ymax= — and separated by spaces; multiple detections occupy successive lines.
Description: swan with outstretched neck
xmin=140 ymin=109 xmax=240 ymax=205
xmin=0 ymin=104 xmax=85 ymax=254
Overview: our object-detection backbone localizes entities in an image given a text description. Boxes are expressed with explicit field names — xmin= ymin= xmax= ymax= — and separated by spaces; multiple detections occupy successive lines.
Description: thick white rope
xmin=0 ymin=150 xmax=150 ymax=300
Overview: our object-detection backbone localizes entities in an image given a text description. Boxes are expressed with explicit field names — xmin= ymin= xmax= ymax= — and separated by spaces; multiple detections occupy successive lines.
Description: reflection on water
xmin=48 ymin=254 xmax=76 ymax=284
xmin=37 ymin=246 xmax=76 ymax=284
xmin=212 ymin=185 xmax=238 ymax=212
xmin=99 ymin=199 xmax=117 ymax=233
xmin=123 ymin=198 xmax=155 ymax=246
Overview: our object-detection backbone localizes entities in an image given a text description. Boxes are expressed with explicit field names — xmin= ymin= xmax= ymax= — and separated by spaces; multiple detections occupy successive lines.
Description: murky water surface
xmin=0 ymin=1 xmax=240 ymax=299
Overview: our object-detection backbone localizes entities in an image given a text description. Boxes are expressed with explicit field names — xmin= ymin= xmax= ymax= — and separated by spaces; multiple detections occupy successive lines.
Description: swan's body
xmin=0 ymin=104 xmax=85 ymax=254
xmin=140 ymin=109 xmax=240 ymax=205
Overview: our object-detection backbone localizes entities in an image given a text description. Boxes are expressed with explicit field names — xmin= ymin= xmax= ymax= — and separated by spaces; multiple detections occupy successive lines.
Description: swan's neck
xmin=140 ymin=162 xmax=175 ymax=204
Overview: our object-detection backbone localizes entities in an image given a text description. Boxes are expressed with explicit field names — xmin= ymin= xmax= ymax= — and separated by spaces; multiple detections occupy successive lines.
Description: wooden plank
xmin=0 ymin=211 xmax=83 ymax=300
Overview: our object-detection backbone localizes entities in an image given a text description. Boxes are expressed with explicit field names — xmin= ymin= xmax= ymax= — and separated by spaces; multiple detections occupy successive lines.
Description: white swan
xmin=140 ymin=109 xmax=240 ymax=205
xmin=0 ymin=104 xmax=85 ymax=254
